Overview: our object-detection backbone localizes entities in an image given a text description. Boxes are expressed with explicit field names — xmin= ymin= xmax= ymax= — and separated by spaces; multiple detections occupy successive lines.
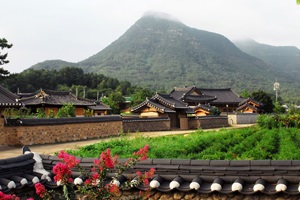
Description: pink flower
xmin=0 ymin=191 xmax=20 ymax=200
xmin=58 ymin=150 xmax=80 ymax=168
xmin=84 ymin=179 xmax=92 ymax=185
xmin=100 ymin=149 xmax=116 ymax=169
xmin=35 ymin=183 xmax=46 ymax=198
xmin=133 ymin=145 xmax=149 ymax=161
xmin=106 ymin=183 xmax=120 ymax=195
xmin=52 ymin=162 xmax=72 ymax=182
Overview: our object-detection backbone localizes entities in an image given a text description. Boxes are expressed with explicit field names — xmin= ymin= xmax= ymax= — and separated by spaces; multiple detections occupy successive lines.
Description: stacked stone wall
xmin=123 ymin=117 xmax=170 ymax=133
xmin=188 ymin=116 xmax=228 ymax=129
xmin=0 ymin=117 xmax=122 ymax=146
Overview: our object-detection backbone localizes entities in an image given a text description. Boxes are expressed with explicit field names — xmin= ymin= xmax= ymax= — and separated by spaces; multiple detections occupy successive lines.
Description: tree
xmin=251 ymin=90 xmax=274 ymax=113
xmin=102 ymin=91 xmax=125 ymax=114
xmin=0 ymin=38 xmax=13 ymax=77
xmin=297 ymin=0 xmax=300 ymax=5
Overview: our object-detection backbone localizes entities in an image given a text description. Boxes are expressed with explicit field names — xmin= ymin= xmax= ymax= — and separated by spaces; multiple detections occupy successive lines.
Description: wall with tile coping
xmin=122 ymin=117 xmax=170 ymax=133
xmin=0 ymin=117 xmax=123 ymax=146
xmin=188 ymin=116 xmax=229 ymax=129
xmin=0 ymin=115 xmax=229 ymax=146
xmin=228 ymin=113 xmax=259 ymax=125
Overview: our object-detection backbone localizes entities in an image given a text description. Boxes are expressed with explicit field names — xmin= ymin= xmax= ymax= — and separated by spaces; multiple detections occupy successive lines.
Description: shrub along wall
xmin=188 ymin=116 xmax=229 ymax=129
xmin=0 ymin=116 xmax=123 ymax=146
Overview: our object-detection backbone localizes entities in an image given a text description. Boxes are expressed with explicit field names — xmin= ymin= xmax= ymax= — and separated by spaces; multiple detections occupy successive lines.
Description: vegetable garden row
xmin=68 ymin=126 xmax=300 ymax=160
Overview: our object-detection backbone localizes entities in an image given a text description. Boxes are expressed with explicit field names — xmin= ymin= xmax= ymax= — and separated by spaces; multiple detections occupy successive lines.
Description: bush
xmin=56 ymin=103 xmax=76 ymax=118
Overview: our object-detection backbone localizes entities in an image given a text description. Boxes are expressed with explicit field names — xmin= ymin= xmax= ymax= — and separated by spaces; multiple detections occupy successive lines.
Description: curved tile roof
xmin=19 ymin=89 xmax=96 ymax=106
xmin=0 ymin=85 xmax=22 ymax=106
xmin=2 ymin=150 xmax=300 ymax=197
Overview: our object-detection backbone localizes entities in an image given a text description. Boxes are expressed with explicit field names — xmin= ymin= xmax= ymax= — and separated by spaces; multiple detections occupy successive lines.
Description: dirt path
xmin=0 ymin=124 xmax=254 ymax=158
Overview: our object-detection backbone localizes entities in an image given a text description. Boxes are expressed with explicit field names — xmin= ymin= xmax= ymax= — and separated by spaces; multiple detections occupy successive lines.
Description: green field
xmin=67 ymin=126 xmax=300 ymax=160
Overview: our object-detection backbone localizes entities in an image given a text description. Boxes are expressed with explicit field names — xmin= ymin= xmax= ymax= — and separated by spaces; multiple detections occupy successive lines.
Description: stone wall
xmin=122 ymin=117 xmax=170 ymax=133
xmin=188 ymin=116 xmax=229 ymax=129
xmin=0 ymin=116 xmax=122 ymax=146
xmin=228 ymin=113 xmax=259 ymax=125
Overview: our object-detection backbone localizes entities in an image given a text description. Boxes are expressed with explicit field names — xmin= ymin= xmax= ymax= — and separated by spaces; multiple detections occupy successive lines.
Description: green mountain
xmin=31 ymin=59 xmax=78 ymax=71
xmin=29 ymin=13 xmax=300 ymax=103
xmin=234 ymin=39 xmax=300 ymax=79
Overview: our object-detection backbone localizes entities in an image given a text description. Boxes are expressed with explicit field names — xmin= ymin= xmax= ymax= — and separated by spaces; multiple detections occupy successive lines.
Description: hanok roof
xmin=131 ymin=97 xmax=176 ymax=113
xmin=154 ymin=93 xmax=189 ymax=109
xmin=238 ymin=98 xmax=263 ymax=107
xmin=199 ymin=88 xmax=245 ymax=105
xmin=194 ymin=104 xmax=211 ymax=112
xmin=87 ymin=101 xmax=111 ymax=111
xmin=0 ymin=85 xmax=22 ymax=107
xmin=170 ymin=86 xmax=217 ymax=103
xmin=41 ymin=155 xmax=300 ymax=196
xmin=236 ymin=103 xmax=259 ymax=112
xmin=19 ymin=89 xmax=96 ymax=106
xmin=131 ymin=93 xmax=194 ymax=114
xmin=3 ymin=148 xmax=300 ymax=197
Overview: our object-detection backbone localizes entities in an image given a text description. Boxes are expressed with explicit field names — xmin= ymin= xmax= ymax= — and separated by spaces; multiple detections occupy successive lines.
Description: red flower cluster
xmin=106 ymin=183 xmax=119 ymax=195
xmin=99 ymin=149 xmax=117 ymax=169
xmin=34 ymin=182 xmax=46 ymax=198
xmin=133 ymin=145 xmax=149 ymax=161
xmin=0 ymin=191 xmax=20 ymax=200
xmin=52 ymin=162 xmax=72 ymax=183
xmin=58 ymin=150 xmax=80 ymax=168
xmin=136 ymin=167 xmax=155 ymax=185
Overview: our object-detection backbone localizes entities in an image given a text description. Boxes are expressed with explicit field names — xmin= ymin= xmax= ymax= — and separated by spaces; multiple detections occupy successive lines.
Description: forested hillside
xmin=29 ymin=14 xmax=300 ymax=104
xmin=234 ymin=39 xmax=300 ymax=80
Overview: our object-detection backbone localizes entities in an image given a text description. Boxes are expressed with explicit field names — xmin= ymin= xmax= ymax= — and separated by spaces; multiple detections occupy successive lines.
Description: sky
xmin=1 ymin=0 xmax=300 ymax=73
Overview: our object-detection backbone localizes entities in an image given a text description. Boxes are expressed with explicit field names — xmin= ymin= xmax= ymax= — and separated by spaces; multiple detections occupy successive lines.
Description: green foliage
xmin=48 ymin=109 xmax=55 ymax=118
xmin=36 ymin=108 xmax=47 ymax=118
xmin=130 ymin=87 xmax=154 ymax=106
xmin=56 ymin=103 xmax=76 ymax=118
xmin=0 ymin=38 xmax=12 ymax=80
xmin=67 ymin=126 xmax=300 ymax=160
xmin=2 ymin=108 xmax=32 ymax=119
xmin=258 ymin=113 xmax=300 ymax=129
xmin=251 ymin=90 xmax=274 ymax=113
xmin=209 ymin=106 xmax=221 ymax=116
xmin=101 ymin=91 xmax=125 ymax=114
xmin=273 ymin=101 xmax=286 ymax=114
xmin=83 ymin=109 xmax=94 ymax=117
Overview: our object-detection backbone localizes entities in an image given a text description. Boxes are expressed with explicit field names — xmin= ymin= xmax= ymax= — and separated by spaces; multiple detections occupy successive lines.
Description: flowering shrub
xmin=0 ymin=145 xmax=154 ymax=200
xmin=0 ymin=191 xmax=20 ymax=200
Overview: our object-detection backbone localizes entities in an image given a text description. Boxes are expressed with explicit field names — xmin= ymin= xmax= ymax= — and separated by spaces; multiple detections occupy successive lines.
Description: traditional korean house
xmin=0 ymin=85 xmax=22 ymax=114
xmin=170 ymin=86 xmax=217 ymax=106
xmin=197 ymin=88 xmax=245 ymax=114
xmin=19 ymin=89 xmax=110 ymax=117
xmin=236 ymin=98 xmax=263 ymax=113
xmin=194 ymin=104 xmax=211 ymax=116
xmin=131 ymin=93 xmax=194 ymax=129
xmin=87 ymin=101 xmax=111 ymax=116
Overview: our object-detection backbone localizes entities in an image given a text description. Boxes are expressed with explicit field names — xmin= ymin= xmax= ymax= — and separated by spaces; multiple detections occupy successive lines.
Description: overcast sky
xmin=1 ymin=0 xmax=300 ymax=73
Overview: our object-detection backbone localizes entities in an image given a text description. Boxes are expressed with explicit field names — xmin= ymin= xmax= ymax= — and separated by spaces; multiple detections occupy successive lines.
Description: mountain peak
xmin=142 ymin=11 xmax=181 ymax=23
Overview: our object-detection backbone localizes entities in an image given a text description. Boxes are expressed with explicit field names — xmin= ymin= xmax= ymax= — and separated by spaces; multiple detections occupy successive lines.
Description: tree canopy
xmin=0 ymin=38 xmax=12 ymax=78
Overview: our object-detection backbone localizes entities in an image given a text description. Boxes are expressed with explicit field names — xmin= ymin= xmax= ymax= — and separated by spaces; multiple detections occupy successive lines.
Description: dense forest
xmin=0 ymin=67 xmax=154 ymax=111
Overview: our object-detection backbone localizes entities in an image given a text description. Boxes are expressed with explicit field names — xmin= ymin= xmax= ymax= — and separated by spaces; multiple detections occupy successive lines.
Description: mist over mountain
xmin=29 ymin=13 xmax=300 ymax=103
xmin=234 ymin=39 xmax=300 ymax=79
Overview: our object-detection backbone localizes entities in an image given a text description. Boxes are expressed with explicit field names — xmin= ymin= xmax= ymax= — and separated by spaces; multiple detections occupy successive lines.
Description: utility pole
xmin=274 ymin=79 xmax=280 ymax=102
